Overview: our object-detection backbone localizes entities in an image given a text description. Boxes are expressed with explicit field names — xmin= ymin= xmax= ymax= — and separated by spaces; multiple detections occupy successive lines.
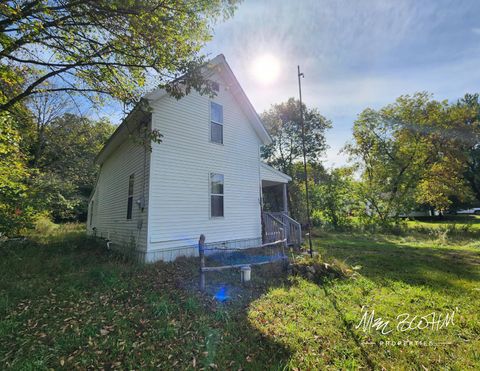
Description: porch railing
xmin=263 ymin=212 xmax=285 ymax=244
xmin=263 ymin=212 xmax=302 ymax=246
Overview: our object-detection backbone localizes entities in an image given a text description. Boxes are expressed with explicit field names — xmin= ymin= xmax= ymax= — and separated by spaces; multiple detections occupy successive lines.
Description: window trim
xmin=209 ymin=101 xmax=224 ymax=145
xmin=209 ymin=173 xmax=224 ymax=218
xmin=127 ymin=174 xmax=134 ymax=220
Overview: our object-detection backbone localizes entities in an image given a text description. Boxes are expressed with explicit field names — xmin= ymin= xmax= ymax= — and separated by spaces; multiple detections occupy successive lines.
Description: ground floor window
xmin=89 ymin=201 xmax=94 ymax=226
xmin=127 ymin=174 xmax=134 ymax=219
xmin=210 ymin=173 xmax=224 ymax=217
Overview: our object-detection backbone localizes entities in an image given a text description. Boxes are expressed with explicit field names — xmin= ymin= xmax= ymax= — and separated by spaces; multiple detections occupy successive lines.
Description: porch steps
xmin=263 ymin=212 xmax=302 ymax=246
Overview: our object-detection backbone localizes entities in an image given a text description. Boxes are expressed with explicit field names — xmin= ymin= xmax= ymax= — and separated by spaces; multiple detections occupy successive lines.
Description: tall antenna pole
xmin=297 ymin=65 xmax=313 ymax=257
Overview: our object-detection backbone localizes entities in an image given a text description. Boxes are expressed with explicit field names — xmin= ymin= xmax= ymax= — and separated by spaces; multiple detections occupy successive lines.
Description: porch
xmin=260 ymin=163 xmax=302 ymax=246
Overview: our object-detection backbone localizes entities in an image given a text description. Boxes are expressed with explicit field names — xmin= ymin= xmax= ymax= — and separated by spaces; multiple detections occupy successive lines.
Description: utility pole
xmin=297 ymin=65 xmax=313 ymax=257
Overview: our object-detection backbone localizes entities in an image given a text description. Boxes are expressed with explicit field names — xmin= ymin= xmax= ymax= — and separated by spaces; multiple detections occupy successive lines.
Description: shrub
xmin=310 ymin=167 xmax=357 ymax=230
xmin=34 ymin=214 xmax=59 ymax=235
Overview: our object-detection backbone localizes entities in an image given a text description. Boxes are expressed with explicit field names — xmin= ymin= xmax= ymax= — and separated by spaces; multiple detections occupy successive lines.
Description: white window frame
xmin=209 ymin=173 xmax=224 ymax=218
xmin=210 ymin=101 xmax=223 ymax=145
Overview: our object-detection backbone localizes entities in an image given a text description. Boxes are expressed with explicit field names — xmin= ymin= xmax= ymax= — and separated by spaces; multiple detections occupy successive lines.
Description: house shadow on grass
xmin=150 ymin=257 xmax=294 ymax=370
xmin=1 ymin=234 xmax=292 ymax=370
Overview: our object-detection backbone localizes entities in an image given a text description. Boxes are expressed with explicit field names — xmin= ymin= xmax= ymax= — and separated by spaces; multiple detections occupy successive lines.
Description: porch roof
xmin=260 ymin=162 xmax=291 ymax=186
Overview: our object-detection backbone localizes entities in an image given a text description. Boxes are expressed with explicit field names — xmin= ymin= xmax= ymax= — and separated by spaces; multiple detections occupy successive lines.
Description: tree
xmin=0 ymin=112 xmax=34 ymax=236
xmin=466 ymin=144 xmax=480 ymax=202
xmin=310 ymin=167 xmax=357 ymax=229
xmin=0 ymin=66 xmax=37 ymax=236
xmin=457 ymin=94 xmax=480 ymax=203
xmin=0 ymin=0 xmax=238 ymax=112
xmin=261 ymin=98 xmax=331 ymax=175
xmin=25 ymin=90 xmax=70 ymax=166
xmin=346 ymin=92 xmax=474 ymax=222
xmin=33 ymin=113 xmax=115 ymax=221
xmin=415 ymin=157 xmax=472 ymax=212
xmin=261 ymin=98 xmax=331 ymax=222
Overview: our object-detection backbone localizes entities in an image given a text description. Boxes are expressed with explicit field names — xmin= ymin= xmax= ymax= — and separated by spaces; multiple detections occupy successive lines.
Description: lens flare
xmin=251 ymin=54 xmax=280 ymax=84
xmin=214 ymin=285 xmax=229 ymax=302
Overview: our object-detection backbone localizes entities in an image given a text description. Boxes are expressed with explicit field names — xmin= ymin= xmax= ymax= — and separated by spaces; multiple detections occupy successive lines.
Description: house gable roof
xmin=95 ymin=104 xmax=150 ymax=165
xmin=95 ymin=54 xmax=272 ymax=166
xmin=144 ymin=54 xmax=272 ymax=145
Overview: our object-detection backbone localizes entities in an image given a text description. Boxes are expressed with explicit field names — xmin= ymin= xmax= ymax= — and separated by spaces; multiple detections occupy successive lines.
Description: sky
xmin=203 ymin=0 xmax=480 ymax=167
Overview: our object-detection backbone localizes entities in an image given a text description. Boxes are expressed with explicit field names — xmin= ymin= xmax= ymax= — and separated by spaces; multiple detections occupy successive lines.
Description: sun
xmin=251 ymin=54 xmax=280 ymax=84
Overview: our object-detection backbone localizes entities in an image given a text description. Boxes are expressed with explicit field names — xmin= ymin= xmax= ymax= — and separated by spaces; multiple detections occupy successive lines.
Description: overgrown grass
xmin=407 ymin=214 xmax=480 ymax=229
xmin=1 ymin=218 xmax=480 ymax=369
xmin=316 ymin=214 xmax=480 ymax=241
xmin=250 ymin=220 xmax=480 ymax=369
xmin=405 ymin=215 xmax=480 ymax=241
xmin=0 ymin=227 xmax=289 ymax=369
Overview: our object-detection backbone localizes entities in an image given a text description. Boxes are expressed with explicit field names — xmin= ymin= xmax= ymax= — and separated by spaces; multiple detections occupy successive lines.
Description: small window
xmin=210 ymin=102 xmax=223 ymax=144
xmin=89 ymin=201 xmax=94 ymax=226
xmin=211 ymin=81 xmax=220 ymax=92
xmin=210 ymin=173 xmax=224 ymax=217
xmin=127 ymin=174 xmax=134 ymax=220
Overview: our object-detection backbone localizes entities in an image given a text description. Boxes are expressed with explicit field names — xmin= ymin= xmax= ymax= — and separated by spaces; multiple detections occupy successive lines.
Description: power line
xmin=297 ymin=65 xmax=313 ymax=258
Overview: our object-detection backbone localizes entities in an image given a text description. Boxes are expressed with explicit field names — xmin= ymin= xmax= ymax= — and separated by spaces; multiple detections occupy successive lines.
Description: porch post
xmin=282 ymin=183 xmax=288 ymax=214
xmin=282 ymin=183 xmax=290 ymax=244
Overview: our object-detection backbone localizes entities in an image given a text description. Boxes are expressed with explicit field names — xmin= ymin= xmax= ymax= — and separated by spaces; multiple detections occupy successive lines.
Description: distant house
xmin=87 ymin=55 xmax=301 ymax=263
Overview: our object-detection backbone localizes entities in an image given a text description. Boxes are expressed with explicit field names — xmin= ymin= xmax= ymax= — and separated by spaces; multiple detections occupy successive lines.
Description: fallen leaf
xmin=100 ymin=328 xmax=109 ymax=336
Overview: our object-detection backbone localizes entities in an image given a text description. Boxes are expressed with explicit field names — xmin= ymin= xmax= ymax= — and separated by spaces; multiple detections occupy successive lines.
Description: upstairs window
xmin=210 ymin=102 xmax=223 ymax=144
xmin=210 ymin=173 xmax=224 ymax=217
xmin=127 ymin=174 xmax=134 ymax=220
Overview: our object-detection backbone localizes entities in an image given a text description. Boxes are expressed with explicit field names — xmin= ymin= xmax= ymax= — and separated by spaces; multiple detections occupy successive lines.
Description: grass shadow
xmin=0 ymin=233 xmax=292 ymax=369
xmin=168 ymin=256 xmax=294 ymax=369
xmin=316 ymin=233 xmax=480 ymax=295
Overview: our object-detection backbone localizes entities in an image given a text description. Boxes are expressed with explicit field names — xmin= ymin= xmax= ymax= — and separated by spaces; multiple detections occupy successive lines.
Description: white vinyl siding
xmin=87 ymin=136 xmax=150 ymax=252
xmin=147 ymin=75 xmax=263 ymax=261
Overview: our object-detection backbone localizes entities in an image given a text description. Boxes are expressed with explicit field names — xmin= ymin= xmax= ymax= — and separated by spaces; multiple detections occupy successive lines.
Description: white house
xmin=87 ymin=55 xmax=301 ymax=263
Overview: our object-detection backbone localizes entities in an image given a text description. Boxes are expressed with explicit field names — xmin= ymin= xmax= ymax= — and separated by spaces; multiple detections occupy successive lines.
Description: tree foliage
xmin=25 ymin=90 xmax=70 ymax=166
xmin=0 ymin=106 xmax=114 ymax=235
xmin=0 ymin=112 xmax=34 ymax=235
xmin=346 ymin=92 xmax=478 ymax=222
xmin=261 ymin=98 xmax=331 ymax=175
xmin=457 ymin=93 xmax=480 ymax=203
xmin=0 ymin=0 xmax=238 ymax=112
xmin=310 ymin=167 xmax=357 ymax=229
xmin=33 ymin=113 xmax=115 ymax=221
xmin=261 ymin=98 xmax=331 ymax=222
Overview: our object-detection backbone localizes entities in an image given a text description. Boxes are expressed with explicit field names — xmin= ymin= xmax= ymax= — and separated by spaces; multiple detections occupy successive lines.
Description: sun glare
xmin=251 ymin=54 xmax=280 ymax=84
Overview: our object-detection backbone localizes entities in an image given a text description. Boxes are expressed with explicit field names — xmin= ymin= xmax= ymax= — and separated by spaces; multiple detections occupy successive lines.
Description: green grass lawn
xmin=1 ymin=220 xmax=480 ymax=369
xmin=406 ymin=214 xmax=480 ymax=229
